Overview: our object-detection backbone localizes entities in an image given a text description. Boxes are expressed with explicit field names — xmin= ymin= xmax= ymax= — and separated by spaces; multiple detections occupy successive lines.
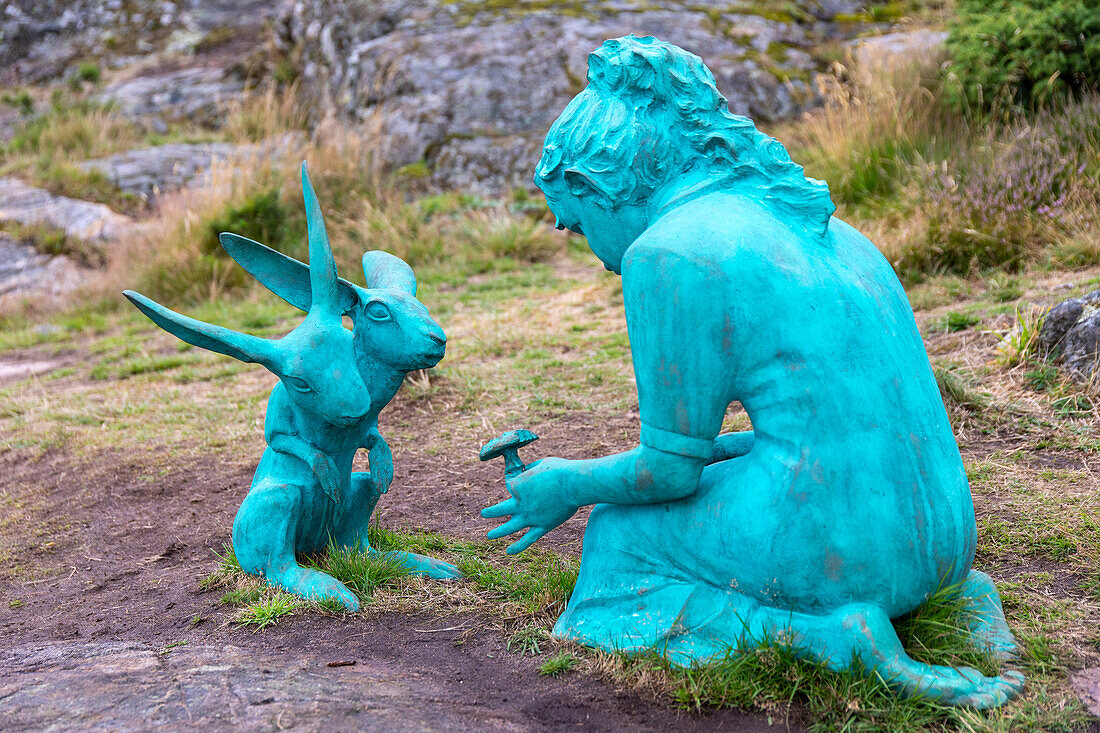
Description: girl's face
xmin=542 ymin=185 xmax=648 ymax=276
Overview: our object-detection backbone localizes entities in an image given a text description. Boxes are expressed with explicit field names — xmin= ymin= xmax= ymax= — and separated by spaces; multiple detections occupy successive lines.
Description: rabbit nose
xmin=428 ymin=329 xmax=446 ymax=346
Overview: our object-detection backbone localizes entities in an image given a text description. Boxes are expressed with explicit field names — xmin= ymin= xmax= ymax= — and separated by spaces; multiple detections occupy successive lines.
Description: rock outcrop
xmin=79 ymin=141 xmax=249 ymax=199
xmin=96 ymin=67 xmax=246 ymax=129
xmin=0 ymin=0 xmax=275 ymax=85
xmin=0 ymin=178 xmax=129 ymax=303
xmin=0 ymin=235 xmax=85 ymax=302
xmin=1039 ymin=289 xmax=1100 ymax=379
xmin=850 ymin=29 xmax=948 ymax=72
xmin=274 ymin=0 xmax=871 ymax=195
xmin=0 ymin=641 xmax=559 ymax=731
xmin=0 ymin=178 xmax=132 ymax=242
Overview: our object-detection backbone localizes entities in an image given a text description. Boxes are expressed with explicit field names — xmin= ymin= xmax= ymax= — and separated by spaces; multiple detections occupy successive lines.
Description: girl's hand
xmin=481 ymin=457 xmax=581 ymax=554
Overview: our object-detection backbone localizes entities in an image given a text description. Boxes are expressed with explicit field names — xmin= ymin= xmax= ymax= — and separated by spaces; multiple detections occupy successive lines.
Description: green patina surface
xmin=124 ymin=165 xmax=460 ymax=611
xmin=481 ymin=35 xmax=1028 ymax=709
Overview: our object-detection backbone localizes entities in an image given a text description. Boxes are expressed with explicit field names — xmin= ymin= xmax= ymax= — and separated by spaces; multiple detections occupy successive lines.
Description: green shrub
xmin=938 ymin=310 xmax=980 ymax=333
xmin=204 ymin=188 xmax=305 ymax=257
xmin=76 ymin=62 xmax=102 ymax=84
xmin=1 ymin=89 xmax=34 ymax=115
xmin=944 ymin=0 xmax=1100 ymax=114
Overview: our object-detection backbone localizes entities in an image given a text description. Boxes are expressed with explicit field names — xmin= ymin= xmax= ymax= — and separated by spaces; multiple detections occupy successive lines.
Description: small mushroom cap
xmin=479 ymin=429 xmax=540 ymax=461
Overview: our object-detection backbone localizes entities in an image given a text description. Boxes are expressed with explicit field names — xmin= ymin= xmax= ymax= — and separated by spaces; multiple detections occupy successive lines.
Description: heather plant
xmin=894 ymin=93 xmax=1100 ymax=275
xmin=917 ymin=129 xmax=1069 ymax=272
xmin=943 ymin=0 xmax=1100 ymax=115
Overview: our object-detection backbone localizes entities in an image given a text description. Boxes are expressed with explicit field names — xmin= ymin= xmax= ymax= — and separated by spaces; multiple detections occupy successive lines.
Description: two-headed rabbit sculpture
xmin=125 ymin=164 xmax=459 ymax=610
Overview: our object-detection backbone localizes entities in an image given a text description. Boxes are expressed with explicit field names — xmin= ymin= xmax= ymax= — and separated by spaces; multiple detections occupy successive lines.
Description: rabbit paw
xmin=380 ymin=550 xmax=463 ymax=580
xmin=274 ymin=565 xmax=360 ymax=611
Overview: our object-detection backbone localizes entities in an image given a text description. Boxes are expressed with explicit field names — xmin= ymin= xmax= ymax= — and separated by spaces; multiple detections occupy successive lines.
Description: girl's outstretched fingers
xmin=507 ymin=527 xmax=547 ymax=555
xmin=487 ymin=516 xmax=528 ymax=540
xmin=482 ymin=497 xmax=518 ymax=519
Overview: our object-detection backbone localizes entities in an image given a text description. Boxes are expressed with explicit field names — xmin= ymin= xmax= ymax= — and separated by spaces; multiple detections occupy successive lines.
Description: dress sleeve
xmin=621 ymin=240 xmax=736 ymax=461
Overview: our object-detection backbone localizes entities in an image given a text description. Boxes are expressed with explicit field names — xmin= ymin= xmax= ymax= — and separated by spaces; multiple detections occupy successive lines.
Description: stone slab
xmin=0 ymin=177 xmax=131 ymax=242
xmin=0 ymin=641 xmax=524 ymax=732
xmin=1071 ymin=667 xmax=1100 ymax=719
xmin=79 ymin=142 xmax=252 ymax=199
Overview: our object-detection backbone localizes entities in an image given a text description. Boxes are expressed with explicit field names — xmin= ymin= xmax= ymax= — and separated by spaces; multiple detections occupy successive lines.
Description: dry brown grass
xmin=87 ymin=83 xmax=567 ymax=308
xmin=772 ymin=54 xmax=952 ymax=267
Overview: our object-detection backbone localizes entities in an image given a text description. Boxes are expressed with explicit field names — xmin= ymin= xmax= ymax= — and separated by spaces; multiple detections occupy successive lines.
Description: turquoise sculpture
xmin=125 ymin=164 xmax=459 ymax=611
xmin=481 ymin=36 xmax=1024 ymax=708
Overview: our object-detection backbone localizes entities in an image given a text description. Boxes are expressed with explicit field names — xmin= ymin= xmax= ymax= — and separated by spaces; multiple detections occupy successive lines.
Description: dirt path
xmin=2 ymin=623 xmax=778 ymax=731
xmin=0 ymin=403 xmax=790 ymax=731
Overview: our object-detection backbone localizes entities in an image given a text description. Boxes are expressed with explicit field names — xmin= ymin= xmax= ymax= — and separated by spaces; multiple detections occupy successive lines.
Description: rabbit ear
xmin=362 ymin=251 xmax=417 ymax=296
xmin=301 ymin=162 xmax=341 ymax=317
xmin=123 ymin=290 xmax=281 ymax=369
xmin=219 ymin=232 xmax=359 ymax=314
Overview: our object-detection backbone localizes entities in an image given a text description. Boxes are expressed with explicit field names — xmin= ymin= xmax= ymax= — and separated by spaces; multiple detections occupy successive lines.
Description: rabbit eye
xmin=284 ymin=375 xmax=311 ymax=393
xmin=365 ymin=301 xmax=391 ymax=322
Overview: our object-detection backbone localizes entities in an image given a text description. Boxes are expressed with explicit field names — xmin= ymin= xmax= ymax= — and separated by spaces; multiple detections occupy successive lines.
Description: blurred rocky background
xmin=0 ymin=0 xmax=923 ymax=304
xmin=0 ymin=0 xmax=1097 ymax=385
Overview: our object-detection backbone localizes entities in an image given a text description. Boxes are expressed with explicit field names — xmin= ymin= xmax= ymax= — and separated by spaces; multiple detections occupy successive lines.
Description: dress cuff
xmin=640 ymin=422 xmax=714 ymax=460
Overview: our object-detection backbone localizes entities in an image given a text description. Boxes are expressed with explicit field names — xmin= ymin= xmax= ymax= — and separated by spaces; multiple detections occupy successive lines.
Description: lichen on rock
xmin=1039 ymin=289 xmax=1100 ymax=379
xmin=274 ymin=0 xmax=872 ymax=195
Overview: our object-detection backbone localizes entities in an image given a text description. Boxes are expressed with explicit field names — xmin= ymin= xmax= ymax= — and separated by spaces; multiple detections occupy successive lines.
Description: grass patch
xmin=232 ymin=590 xmax=301 ymax=629
xmin=201 ymin=539 xmax=411 ymax=620
xmin=996 ymin=305 xmax=1046 ymax=367
xmin=593 ymin=579 xmax=1085 ymax=732
xmin=539 ymin=651 xmax=578 ymax=676
xmin=0 ymin=94 xmax=155 ymax=212
xmin=90 ymin=354 xmax=201 ymax=381
xmin=308 ymin=542 xmax=409 ymax=601
xmin=200 ymin=528 xmax=578 ymax=630
xmin=370 ymin=525 xmax=579 ymax=617
xmin=508 ymin=626 xmax=548 ymax=656
xmin=935 ymin=363 xmax=988 ymax=414
xmin=938 ymin=310 xmax=981 ymax=332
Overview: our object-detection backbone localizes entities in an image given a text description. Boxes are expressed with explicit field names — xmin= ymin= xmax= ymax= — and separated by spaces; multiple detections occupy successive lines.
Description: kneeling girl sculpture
xmin=482 ymin=36 xmax=1023 ymax=708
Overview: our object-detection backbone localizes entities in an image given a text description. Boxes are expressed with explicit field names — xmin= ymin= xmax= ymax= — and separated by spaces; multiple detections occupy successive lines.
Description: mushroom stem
xmin=502 ymin=449 xmax=526 ymax=478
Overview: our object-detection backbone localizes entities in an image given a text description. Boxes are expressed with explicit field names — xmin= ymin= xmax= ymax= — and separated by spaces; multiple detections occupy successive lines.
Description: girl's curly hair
xmin=535 ymin=35 xmax=835 ymax=237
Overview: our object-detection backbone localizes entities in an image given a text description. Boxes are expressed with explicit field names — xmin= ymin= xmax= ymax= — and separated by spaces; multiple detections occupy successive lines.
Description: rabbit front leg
xmin=332 ymin=471 xmax=384 ymax=551
xmin=366 ymin=428 xmax=393 ymax=494
xmin=333 ymin=432 xmax=463 ymax=580
xmin=233 ymin=477 xmax=360 ymax=611
xmin=268 ymin=430 xmax=341 ymax=503
xmin=331 ymin=428 xmax=389 ymax=549
xmin=334 ymin=475 xmax=464 ymax=579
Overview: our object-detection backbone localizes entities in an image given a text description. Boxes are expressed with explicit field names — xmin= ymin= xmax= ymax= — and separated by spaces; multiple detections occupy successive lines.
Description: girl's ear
xmin=123 ymin=290 xmax=281 ymax=370
xmin=563 ymin=169 xmax=601 ymax=199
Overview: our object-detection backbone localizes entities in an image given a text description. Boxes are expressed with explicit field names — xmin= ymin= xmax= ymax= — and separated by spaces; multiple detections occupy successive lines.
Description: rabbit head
xmin=218 ymin=210 xmax=447 ymax=379
xmin=352 ymin=251 xmax=446 ymax=373
xmin=123 ymin=164 xmax=373 ymax=428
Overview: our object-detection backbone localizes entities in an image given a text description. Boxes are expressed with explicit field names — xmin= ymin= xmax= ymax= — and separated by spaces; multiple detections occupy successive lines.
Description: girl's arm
xmin=483 ymin=234 xmax=738 ymax=551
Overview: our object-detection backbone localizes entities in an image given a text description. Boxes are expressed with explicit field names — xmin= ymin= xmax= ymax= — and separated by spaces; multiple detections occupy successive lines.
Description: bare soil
xmin=0 ymin=399 xmax=783 ymax=731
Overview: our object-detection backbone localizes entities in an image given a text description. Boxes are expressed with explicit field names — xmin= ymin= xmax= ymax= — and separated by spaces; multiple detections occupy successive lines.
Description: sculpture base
xmin=555 ymin=508 xmax=1024 ymax=709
